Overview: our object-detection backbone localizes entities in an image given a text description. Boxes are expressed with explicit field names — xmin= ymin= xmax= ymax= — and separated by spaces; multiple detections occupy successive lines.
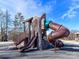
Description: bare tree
xmin=14 ymin=13 xmax=24 ymax=32
xmin=0 ymin=9 xmax=11 ymax=41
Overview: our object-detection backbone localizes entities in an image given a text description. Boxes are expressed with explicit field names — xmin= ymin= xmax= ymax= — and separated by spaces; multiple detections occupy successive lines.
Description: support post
xmin=28 ymin=22 xmax=31 ymax=42
xmin=37 ymin=16 xmax=43 ymax=50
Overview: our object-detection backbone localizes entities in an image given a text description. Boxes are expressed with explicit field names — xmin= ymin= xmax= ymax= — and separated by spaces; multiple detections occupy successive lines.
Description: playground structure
xmin=12 ymin=13 xmax=70 ymax=52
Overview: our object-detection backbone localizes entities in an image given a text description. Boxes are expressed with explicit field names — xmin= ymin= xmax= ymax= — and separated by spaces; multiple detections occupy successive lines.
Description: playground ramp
xmin=13 ymin=29 xmax=35 ymax=46
xmin=13 ymin=30 xmax=29 ymax=46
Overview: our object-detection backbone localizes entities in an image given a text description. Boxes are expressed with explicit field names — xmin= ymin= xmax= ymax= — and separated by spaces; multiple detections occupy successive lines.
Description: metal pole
xmin=38 ymin=17 xmax=42 ymax=50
